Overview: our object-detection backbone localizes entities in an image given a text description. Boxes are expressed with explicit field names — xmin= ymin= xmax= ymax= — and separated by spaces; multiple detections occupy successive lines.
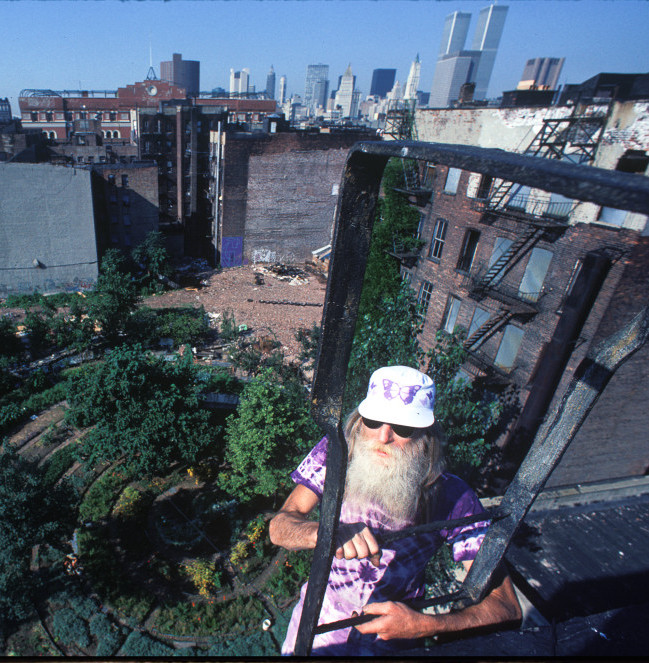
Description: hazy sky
xmin=2 ymin=0 xmax=647 ymax=113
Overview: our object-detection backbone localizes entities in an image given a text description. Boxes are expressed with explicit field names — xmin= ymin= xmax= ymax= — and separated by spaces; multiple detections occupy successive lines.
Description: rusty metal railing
xmin=294 ymin=140 xmax=649 ymax=655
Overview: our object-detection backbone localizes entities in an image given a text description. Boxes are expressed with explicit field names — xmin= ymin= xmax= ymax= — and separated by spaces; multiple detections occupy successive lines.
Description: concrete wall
xmin=0 ymin=163 xmax=99 ymax=294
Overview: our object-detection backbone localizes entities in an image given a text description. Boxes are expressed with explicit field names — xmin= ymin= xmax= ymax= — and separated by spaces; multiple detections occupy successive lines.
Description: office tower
xmin=430 ymin=4 xmax=508 ymax=107
xmin=160 ymin=53 xmax=200 ymax=96
xmin=266 ymin=65 xmax=276 ymax=99
xmin=230 ymin=68 xmax=250 ymax=96
xmin=518 ymin=57 xmax=565 ymax=90
xmin=305 ymin=64 xmax=329 ymax=113
xmin=470 ymin=4 xmax=509 ymax=100
xmin=438 ymin=11 xmax=471 ymax=57
xmin=404 ymin=54 xmax=421 ymax=101
xmin=279 ymin=75 xmax=287 ymax=105
xmin=370 ymin=69 xmax=396 ymax=98
xmin=334 ymin=64 xmax=360 ymax=118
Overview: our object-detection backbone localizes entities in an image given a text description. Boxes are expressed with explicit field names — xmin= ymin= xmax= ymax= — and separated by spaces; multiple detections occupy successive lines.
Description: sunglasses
xmin=362 ymin=417 xmax=416 ymax=439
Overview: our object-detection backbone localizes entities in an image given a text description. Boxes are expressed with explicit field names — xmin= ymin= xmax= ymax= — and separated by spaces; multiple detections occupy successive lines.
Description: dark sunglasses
xmin=362 ymin=417 xmax=416 ymax=439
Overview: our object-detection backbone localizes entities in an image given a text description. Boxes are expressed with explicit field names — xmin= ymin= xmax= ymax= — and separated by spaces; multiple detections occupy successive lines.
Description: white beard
xmin=343 ymin=432 xmax=427 ymax=527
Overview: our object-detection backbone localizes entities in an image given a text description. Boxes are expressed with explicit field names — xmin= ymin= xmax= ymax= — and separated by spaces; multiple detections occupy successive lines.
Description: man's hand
xmin=354 ymin=601 xmax=429 ymax=640
xmin=335 ymin=523 xmax=381 ymax=567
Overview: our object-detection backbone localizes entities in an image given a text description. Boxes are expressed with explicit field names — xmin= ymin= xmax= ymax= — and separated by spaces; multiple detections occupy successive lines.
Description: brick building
xmin=211 ymin=128 xmax=376 ymax=267
xmin=400 ymin=100 xmax=649 ymax=486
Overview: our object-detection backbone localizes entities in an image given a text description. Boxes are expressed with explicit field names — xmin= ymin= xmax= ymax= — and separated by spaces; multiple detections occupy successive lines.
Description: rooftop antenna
xmin=146 ymin=39 xmax=158 ymax=80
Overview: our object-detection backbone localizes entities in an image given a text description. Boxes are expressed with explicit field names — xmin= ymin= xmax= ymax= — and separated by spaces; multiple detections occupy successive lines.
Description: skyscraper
xmin=334 ymin=64 xmax=360 ymax=118
xmin=404 ymin=54 xmax=422 ymax=101
xmin=429 ymin=4 xmax=508 ymax=107
xmin=370 ymin=69 xmax=396 ymax=98
xmin=266 ymin=65 xmax=276 ymax=100
xmin=160 ymin=53 xmax=200 ymax=96
xmin=279 ymin=75 xmax=287 ymax=105
xmin=470 ymin=4 xmax=509 ymax=100
xmin=230 ymin=68 xmax=250 ymax=97
xmin=305 ymin=64 xmax=329 ymax=113
xmin=518 ymin=57 xmax=565 ymax=90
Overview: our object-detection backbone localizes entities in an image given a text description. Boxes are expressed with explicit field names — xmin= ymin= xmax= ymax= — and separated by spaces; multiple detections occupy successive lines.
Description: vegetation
xmin=66 ymin=345 xmax=215 ymax=477
xmin=132 ymin=231 xmax=172 ymax=294
xmin=219 ymin=367 xmax=321 ymax=503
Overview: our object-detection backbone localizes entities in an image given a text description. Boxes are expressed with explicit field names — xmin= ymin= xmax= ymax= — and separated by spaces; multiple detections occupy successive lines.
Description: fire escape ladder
xmin=481 ymin=227 xmax=544 ymax=287
xmin=401 ymin=158 xmax=421 ymax=190
xmin=464 ymin=310 xmax=513 ymax=351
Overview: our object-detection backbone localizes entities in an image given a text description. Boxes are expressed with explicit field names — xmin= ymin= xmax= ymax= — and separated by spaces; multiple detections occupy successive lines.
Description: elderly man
xmin=270 ymin=365 xmax=521 ymax=655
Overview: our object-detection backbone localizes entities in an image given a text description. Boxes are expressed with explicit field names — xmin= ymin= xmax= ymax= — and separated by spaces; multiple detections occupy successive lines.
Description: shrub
xmin=119 ymin=631 xmax=175 ymax=657
xmin=52 ymin=608 xmax=90 ymax=649
xmin=78 ymin=466 xmax=132 ymax=522
xmin=265 ymin=549 xmax=313 ymax=603
xmin=42 ymin=444 xmax=78 ymax=486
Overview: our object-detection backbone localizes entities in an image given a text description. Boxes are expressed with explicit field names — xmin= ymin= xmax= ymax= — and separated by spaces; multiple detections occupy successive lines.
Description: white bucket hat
xmin=357 ymin=365 xmax=435 ymax=428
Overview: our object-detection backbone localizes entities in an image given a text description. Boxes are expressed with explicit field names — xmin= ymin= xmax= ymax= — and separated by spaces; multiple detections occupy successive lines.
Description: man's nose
xmin=377 ymin=424 xmax=394 ymax=444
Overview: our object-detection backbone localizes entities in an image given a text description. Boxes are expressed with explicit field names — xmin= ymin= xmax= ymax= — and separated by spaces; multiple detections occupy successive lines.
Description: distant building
xmin=333 ymin=64 xmax=360 ymax=118
xmin=229 ymin=68 xmax=250 ymax=97
xmin=278 ymin=75 xmax=287 ymax=105
xmin=404 ymin=54 xmax=422 ymax=102
xmin=430 ymin=4 xmax=508 ymax=107
xmin=305 ymin=64 xmax=329 ymax=114
xmin=559 ymin=72 xmax=649 ymax=104
xmin=370 ymin=69 xmax=396 ymax=98
xmin=0 ymin=98 xmax=11 ymax=124
xmin=266 ymin=65 xmax=276 ymax=100
xmin=160 ymin=53 xmax=200 ymax=96
xmin=518 ymin=57 xmax=565 ymax=90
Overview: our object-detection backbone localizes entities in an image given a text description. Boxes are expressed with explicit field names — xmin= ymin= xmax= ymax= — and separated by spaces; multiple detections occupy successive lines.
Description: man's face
xmin=359 ymin=417 xmax=418 ymax=464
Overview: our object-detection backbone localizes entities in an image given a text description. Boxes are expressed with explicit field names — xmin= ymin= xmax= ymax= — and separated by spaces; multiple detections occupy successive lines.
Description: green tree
xmin=132 ymin=231 xmax=171 ymax=279
xmin=344 ymin=283 xmax=421 ymax=414
xmin=0 ymin=316 xmax=23 ymax=359
xmin=86 ymin=250 xmax=140 ymax=341
xmin=0 ymin=450 xmax=73 ymax=627
xmin=425 ymin=330 xmax=502 ymax=474
xmin=219 ymin=368 xmax=321 ymax=503
xmin=66 ymin=344 xmax=215 ymax=476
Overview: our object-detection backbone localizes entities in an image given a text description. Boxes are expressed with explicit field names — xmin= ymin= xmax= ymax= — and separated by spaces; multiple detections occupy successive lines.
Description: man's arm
xmin=354 ymin=561 xmax=521 ymax=641
xmin=270 ymin=484 xmax=381 ymax=563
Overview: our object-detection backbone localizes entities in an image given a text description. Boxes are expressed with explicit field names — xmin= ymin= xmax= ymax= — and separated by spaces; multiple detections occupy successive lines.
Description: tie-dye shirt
xmin=281 ymin=437 xmax=489 ymax=656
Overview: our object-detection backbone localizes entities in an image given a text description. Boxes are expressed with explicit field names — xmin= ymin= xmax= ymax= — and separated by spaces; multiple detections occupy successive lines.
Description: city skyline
xmin=2 ymin=0 xmax=647 ymax=113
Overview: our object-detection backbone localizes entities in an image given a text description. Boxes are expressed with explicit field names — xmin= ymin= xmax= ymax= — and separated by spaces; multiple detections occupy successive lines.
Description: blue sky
xmin=2 ymin=0 xmax=647 ymax=113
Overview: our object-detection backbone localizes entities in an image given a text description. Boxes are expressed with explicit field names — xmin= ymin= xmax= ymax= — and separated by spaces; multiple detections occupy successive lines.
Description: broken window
xmin=468 ymin=305 xmax=491 ymax=338
xmin=519 ymin=247 xmax=553 ymax=302
xmin=476 ymin=174 xmax=492 ymax=199
xmin=428 ymin=218 xmax=448 ymax=261
xmin=597 ymin=150 xmax=647 ymax=226
xmin=457 ymin=229 xmax=480 ymax=273
xmin=494 ymin=324 xmax=524 ymax=370
xmin=441 ymin=296 xmax=462 ymax=334
xmin=443 ymin=167 xmax=461 ymax=194
xmin=487 ymin=236 xmax=513 ymax=284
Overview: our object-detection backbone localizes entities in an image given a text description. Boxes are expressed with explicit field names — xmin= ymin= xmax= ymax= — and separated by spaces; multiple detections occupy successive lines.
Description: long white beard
xmin=343 ymin=432 xmax=427 ymax=527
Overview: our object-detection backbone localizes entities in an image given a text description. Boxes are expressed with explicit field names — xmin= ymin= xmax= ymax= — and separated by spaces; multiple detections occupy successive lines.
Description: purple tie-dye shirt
xmin=281 ymin=437 xmax=489 ymax=656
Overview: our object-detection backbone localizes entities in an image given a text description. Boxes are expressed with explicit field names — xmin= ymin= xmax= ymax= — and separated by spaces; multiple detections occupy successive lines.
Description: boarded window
xmin=506 ymin=184 xmax=530 ymax=210
xmin=443 ymin=168 xmax=461 ymax=194
xmin=519 ymin=248 xmax=553 ymax=302
xmin=494 ymin=325 xmax=524 ymax=370
xmin=457 ymin=229 xmax=480 ymax=272
xmin=468 ymin=306 xmax=491 ymax=338
xmin=442 ymin=296 xmax=462 ymax=334
xmin=428 ymin=218 xmax=448 ymax=261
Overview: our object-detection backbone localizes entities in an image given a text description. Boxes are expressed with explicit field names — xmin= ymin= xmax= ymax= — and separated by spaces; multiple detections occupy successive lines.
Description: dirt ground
xmin=144 ymin=264 xmax=328 ymax=361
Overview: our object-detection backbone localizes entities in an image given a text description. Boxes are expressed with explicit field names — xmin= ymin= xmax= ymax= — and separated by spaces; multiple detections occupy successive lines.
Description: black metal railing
xmin=294 ymin=140 xmax=649 ymax=655
xmin=473 ymin=192 xmax=575 ymax=222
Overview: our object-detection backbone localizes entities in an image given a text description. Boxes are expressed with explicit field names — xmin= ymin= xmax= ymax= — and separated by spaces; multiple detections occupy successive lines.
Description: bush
xmin=119 ymin=631 xmax=175 ymax=657
xmin=42 ymin=444 xmax=78 ymax=486
xmin=78 ymin=466 xmax=132 ymax=522
xmin=206 ymin=630 xmax=277 ymax=656
xmin=52 ymin=608 xmax=90 ymax=649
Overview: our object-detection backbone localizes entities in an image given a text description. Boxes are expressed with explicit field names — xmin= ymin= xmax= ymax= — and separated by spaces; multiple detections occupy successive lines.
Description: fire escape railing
xmin=294 ymin=140 xmax=649 ymax=656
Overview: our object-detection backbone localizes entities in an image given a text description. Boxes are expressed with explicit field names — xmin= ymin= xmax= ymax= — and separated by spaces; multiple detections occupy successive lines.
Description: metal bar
xmin=295 ymin=139 xmax=649 ymax=653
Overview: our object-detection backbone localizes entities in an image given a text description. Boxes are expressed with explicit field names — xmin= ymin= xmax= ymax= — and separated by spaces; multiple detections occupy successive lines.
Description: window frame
xmin=456 ymin=229 xmax=480 ymax=273
xmin=428 ymin=218 xmax=448 ymax=262
xmin=441 ymin=295 xmax=462 ymax=334
xmin=443 ymin=167 xmax=462 ymax=194
xmin=417 ymin=280 xmax=434 ymax=319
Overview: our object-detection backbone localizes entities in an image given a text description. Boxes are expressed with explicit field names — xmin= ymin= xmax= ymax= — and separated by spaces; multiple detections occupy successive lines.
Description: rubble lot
xmin=145 ymin=264 xmax=328 ymax=361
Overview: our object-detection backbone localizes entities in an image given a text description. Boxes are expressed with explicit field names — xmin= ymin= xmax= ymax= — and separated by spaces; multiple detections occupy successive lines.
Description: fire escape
xmin=463 ymin=105 xmax=610 ymax=378
xmin=384 ymin=99 xmax=432 ymax=267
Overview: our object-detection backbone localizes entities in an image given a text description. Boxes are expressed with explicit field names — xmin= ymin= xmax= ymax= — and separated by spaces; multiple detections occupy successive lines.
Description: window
xmin=123 ymin=233 xmax=132 ymax=246
xmin=519 ymin=248 xmax=553 ymax=302
xmin=108 ymin=174 xmax=116 ymax=185
xmin=121 ymin=174 xmax=129 ymax=187
xmin=488 ymin=236 xmax=513 ymax=284
xmin=416 ymin=213 xmax=426 ymax=240
xmin=468 ymin=306 xmax=491 ymax=339
xmin=112 ymin=131 xmax=119 ymax=139
xmin=428 ymin=218 xmax=448 ymax=261
xmin=30 ymin=112 xmax=38 ymax=122
xmin=109 ymin=112 xmax=117 ymax=121
xmin=122 ymin=194 xmax=130 ymax=206
xmin=443 ymin=167 xmax=461 ymax=194
xmin=123 ymin=214 xmax=131 ymax=226
xmin=423 ymin=162 xmax=435 ymax=187
xmin=442 ymin=296 xmax=462 ymax=334
xmin=79 ymin=112 xmax=87 ymax=120
xmin=506 ymin=184 xmax=530 ymax=210
xmin=598 ymin=206 xmax=627 ymax=226
xmin=417 ymin=281 xmax=433 ymax=319
xmin=49 ymin=132 xmax=56 ymax=140
xmin=476 ymin=174 xmax=492 ymax=199
xmin=45 ymin=112 xmax=53 ymax=122
xmin=65 ymin=111 xmax=73 ymax=121
xmin=457 ymin=229 xmax=480 ymax=273
xmin=494 ymin=325 xmax=525 ymax=370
